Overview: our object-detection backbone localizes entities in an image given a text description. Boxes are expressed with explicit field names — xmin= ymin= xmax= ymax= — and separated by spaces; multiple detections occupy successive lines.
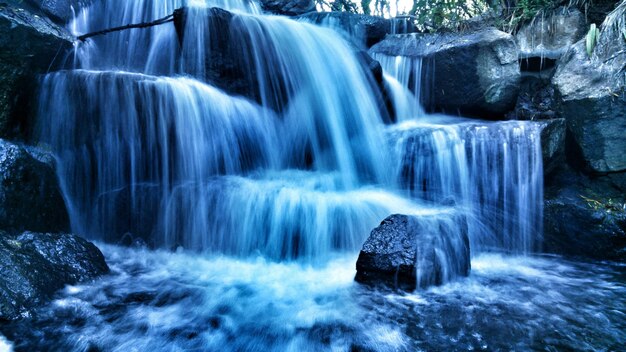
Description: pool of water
xmin=1 ymin=245 xmax=625 ymax=351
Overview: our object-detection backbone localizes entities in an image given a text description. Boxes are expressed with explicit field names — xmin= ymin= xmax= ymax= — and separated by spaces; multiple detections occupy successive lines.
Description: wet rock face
xmin=540 ymin=118 xmax=566 ymax=176
xmin=544 ymin=199 xmax=626 ymax=261
xmin=552 ymin=19 xmax=626 ymax=173
xmin=24 ymin=0 xmax=84 ymax=23
xmin=543 ymin=169 xmax=626 ymax=261
xmin=369 ymin=28 xmax=520 ymax=118
xmin=0 ymin=139 xmax=70 ymax=233
xmin=516 ymin=7 xmax=587 ymax=60
xmin=355 ymin=214 xmax=470 ymax=291
xmin=0 ymin=3 xmax=73 ymax=138
xmin=0 ymin=231 xmax=109 ymax=321
xmin=259 ymin=0 xmax=315 ymax=16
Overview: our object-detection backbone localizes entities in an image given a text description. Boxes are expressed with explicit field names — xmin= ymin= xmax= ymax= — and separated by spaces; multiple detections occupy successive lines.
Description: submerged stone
xmin=0 ymin=231 xmax=108 ymax=321
xmin=355 ymin=213 xmax=470 ymax=290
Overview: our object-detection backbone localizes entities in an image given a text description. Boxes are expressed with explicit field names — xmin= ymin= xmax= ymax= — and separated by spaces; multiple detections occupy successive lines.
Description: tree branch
xmin=77 ymin=14 xmax=175 ymax=41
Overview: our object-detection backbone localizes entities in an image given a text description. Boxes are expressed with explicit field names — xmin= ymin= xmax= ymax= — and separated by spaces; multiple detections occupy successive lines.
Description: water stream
xmin=1 ymin=0 xmax=625 ymax=350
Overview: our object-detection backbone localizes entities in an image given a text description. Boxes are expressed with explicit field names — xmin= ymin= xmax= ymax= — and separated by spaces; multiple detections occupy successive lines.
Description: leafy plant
xmin=586 ymin=23 xmax=600 ymax=57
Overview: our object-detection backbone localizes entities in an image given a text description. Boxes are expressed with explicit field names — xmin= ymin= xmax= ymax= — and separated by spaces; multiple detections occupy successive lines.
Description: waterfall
xmin=37 ymin=0 xmax=543 ymax=266
xmin=389 ymin=118 xmax=544 ymax=253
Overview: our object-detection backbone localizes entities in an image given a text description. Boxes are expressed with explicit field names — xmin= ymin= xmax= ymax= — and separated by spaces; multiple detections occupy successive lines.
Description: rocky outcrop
xmin=552 ymin=11 xmax=626 ymax=173
xmin=0 ymin=139 xmax=69 ymax=233
xmin=0 ymin=231 xmax=108 ymax=320
xmin=298 ymin=11 xmax=416 ymax=48
xmin=355 ymin=213 xmax=470 ymax=290
xmin=24 ymin=0 xmax=84 ymax=23
xmin=540 ymin=118 xmax=566 ymax=176
xmin=260 ymin=0 xmax=315 ymax=16
xmin=516 ymin=7 xmax=587 ymax=60
xmin=369 ymin=28 xmax=520 ymax=118
xmin=0 ymin=3 xmax=74 ymax=138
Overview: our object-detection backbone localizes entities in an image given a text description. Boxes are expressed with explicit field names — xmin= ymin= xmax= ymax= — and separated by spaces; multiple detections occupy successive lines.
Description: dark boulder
xmin=298 ymin=11 xmax=416 ymax=48
xmin=0 ymin=3 xmax=73 ymax=138
xmin=543 ymin=169 xmax=626 ymax=261
xmin=0 ymin=139 xmax=69 ymax=233
xmin=369 ymin=28 xmax=520 ymax=118
xmin=539 ymin=118 xmax=566 ymax=176
xmin=0 ymin=231 xmax=108 ymax=320
xmin=259 ymin=0 xmax=315 ymax=16
xmin=552 ymin=7 xmax=626 ymax=173
xmin=544 ymin=195 xmax=626 ymax=261
xmin=355 ymin=213 xmax=470 ymax=290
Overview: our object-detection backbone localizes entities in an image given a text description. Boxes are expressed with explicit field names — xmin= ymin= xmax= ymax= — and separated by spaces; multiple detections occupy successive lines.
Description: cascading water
xmin=39 ymin=0 xmax=470 ymax=264
xmin=39 ymin=0 xmax=544 ymax=262
xmin=5 ymin=1 xmax=626 ymax=351
xmin=389 ymin=118 xmax=543 ymax=253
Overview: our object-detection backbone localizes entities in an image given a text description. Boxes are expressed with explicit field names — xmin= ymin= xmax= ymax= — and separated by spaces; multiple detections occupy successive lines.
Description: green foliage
xmin=410 ymin=0 xmax=490 ymax=30
xmin=586 ymin=23 xmax=600 ymax=57
xmin=581 ymin=195 xmax=626 ymax=213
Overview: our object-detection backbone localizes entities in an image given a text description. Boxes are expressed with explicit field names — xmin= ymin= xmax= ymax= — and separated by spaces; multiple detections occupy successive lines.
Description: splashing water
xmin=1 ymin=245 xmax=624 ymax=351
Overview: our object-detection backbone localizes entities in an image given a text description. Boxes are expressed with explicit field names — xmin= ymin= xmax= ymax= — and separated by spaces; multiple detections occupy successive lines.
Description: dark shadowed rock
xmin=0 ymin=139 xmax=69 ymax=233
xmin=544 ymin=195 xmax=626 ymax=261
xmin=369 ymin=28 xmax=520 ymax=118
xmin=0 ymin=231 xmax=108 ymax=320
xmin=355 ymin=213 xmax=470 ymax=290
xmin=0 ymin=3 xmax=73 ymax=138
xmin=543 ymin=169 xmax=626 ymax=261
xmin=298 ymin=11 xmax=416 ymax=48
xmin=260 ymin=0 xmax=315 ymax=16
xmin=24 ymin=0 xmax=84 ymax=23
xmin=552 ymin=9 xmax=626 ymax=173
xmin=540 ymin=118 xmax=566 ymax=176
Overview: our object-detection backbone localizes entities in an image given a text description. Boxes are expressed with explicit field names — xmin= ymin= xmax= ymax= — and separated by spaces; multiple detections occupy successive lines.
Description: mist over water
xmin=4 ymin=0 xmax=624 ymax=350
xmin=1 ymin=245 xmax=624 ymax=351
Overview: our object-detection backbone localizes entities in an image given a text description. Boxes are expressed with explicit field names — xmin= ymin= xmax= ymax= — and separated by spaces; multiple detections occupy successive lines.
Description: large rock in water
xmin=552 ymin=11 xmax=626 ymax=173
xmin=0 ymin=231 xmax=108 ymax=320
xmin=259 ymin=0 xmax=315 ymax=16
xmin=369 ymin=28 xmax=520 ymax=118
xmin=0 ymin=3 xmax=73 ymax=138
xmin=0 ymin=139 xmax=69 ymax=233
xmin=355 ymin=214 xmax=470 ymax=290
